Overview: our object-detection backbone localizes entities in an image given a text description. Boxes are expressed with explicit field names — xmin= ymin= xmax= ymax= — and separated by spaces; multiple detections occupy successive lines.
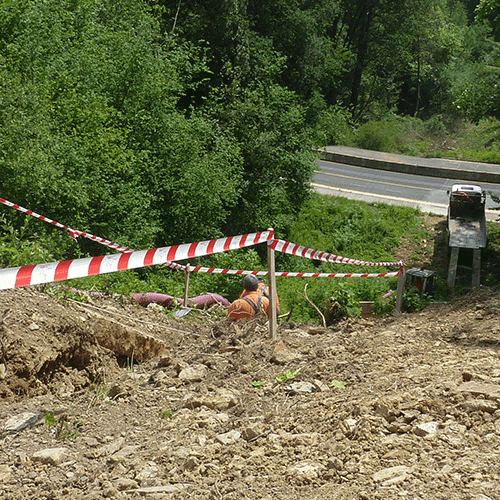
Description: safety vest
xmin=242 ymin=295 xmax=262 ymax=316
xmin=240 ymin=282 xmax=280 ymax=310
xmin=227 ymin=291 xmax=269 ymax=321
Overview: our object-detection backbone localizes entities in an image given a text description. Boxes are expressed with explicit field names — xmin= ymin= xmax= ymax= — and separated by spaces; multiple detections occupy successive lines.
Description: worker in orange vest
xmin=227 ymin=275 xmax=270 ymax=322
xmin=239 ymin=276 xmax=281 ymax=315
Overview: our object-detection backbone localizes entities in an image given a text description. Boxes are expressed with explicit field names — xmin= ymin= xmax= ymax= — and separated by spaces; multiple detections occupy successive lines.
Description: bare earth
xmin=1 ymin=216 xmax=500 ymax=500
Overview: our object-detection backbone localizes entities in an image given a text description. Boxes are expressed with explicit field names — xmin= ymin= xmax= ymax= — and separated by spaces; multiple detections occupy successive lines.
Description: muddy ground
xmin=1 ymin=216 xmax=500 ymax=500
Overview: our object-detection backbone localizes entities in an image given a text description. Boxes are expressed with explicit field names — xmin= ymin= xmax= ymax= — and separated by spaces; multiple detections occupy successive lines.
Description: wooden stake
xmin=183 ymin=263 xmax=191 ymax=307
xmin=267 ymin=228 xmax=278 ymax=340
xmin=395 ymin=265 xmax=405 ymax=314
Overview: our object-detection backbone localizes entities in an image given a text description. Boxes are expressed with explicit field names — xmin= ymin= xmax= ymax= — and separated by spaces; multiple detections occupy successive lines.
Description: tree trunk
xmin=351 ymin=3 xmax=375 ymax=118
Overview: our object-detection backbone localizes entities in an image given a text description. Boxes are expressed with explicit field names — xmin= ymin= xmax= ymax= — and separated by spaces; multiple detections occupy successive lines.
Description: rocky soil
xmin=1 ymin=218 xmax=500 ymax=500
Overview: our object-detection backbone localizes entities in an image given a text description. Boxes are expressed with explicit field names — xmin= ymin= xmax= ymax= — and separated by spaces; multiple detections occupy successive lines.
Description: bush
xmin=313 ymin=105 xmax=355 ymax=147
xmin=355 ymin=120 xmax=399 ymax=152
xmin=0 ymin=217 xmax=54 ymax=267
xmin=402 ymin=288 xmax=433 ymax=313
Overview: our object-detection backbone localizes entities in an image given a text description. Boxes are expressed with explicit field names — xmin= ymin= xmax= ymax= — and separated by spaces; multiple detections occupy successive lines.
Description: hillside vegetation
xmin=1 ymin=0 xmax=500 ymax=322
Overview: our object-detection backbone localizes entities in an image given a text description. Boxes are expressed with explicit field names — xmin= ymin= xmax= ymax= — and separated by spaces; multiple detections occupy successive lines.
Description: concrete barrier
xmin=318 ymin=147 xmax=500 ymax=184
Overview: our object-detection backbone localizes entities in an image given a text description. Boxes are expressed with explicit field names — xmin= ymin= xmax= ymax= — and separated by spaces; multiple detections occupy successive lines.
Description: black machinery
xmin=404 ymin=267 xmax=435 ymax=297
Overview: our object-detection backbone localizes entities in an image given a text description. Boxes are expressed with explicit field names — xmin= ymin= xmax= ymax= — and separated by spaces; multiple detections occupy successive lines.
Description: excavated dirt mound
xmin=2 ymin=280 xmax=500 ymax=500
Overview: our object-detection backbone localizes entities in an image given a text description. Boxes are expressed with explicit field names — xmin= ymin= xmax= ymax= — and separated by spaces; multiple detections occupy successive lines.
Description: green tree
xmin=0 ymin=0 xmax=245 ymax=254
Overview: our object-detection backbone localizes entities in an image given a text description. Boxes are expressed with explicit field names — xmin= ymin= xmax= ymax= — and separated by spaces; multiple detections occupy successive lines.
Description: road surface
xmin=313 ymin=159 xmax=500 ymax=220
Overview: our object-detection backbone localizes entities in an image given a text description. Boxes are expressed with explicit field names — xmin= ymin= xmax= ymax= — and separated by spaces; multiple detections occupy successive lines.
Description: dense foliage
xmin=0 ymin=0 xmax=315 ymax=253
xmin=1 ymin=0 xmax=499 ymax=322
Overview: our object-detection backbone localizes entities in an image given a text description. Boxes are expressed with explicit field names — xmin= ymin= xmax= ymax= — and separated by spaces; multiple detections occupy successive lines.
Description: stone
xmin=125 ymin=485 xmax=188 ymax=495
xmin=157 ymin=355 xmax=174 ymax=367
xmin=108 ymin=445 xmax=140 ymax=463
xmin=461 ymin=399 xmax=499 ymax=413
xmin=216 ymin=430 xmax=241 ymax=445
xmin=287 ymin=381 xmax=316 ymax=394
xmin=99 ymin=437 xmax=125 ymax=456
xmin=271 ymin=348 xmax=301 ymax=365
xmin=178 ymin=364 xmax=208 ymax=382
xmin=3 ymin=412 xmax=39 ymax=433
xmin=115 ymin=477 xmax=139 ymax=491
xmin=402 ymin=409 xmax=420 ymax=423
xmin=414 ymin=422 xmax=438 ymax=437
xmin=458 ymin=382 xmax=500 ymax=400
xmin=84 ymin=437 xmax=100 ymax=448
xmin=0 ymin=464 xmax=12 ymax=483
xmin=312 ymin=379 xmax=330 ymax=392
xmin=241 ymin=426 xmax=261 ymax=441
xmin=287 ymin=461 xmax=324 ymax=482
xmin=183 ymin=456 xmax=198 ymax=470
xmin=373 ymin=465 xmax=410 ymax=483
xmin=342 ymin=418 xmax=357 ymax=435
xmin=307 ymin=326 xmax=328 ymax=335
xmin=326 ymin=457 xmax=343 ymax=470
xmin=32 ymin=447 xmax=69 ymax=466
xmin=183 ymin=388 xmax=239 ymax=411
xmin=135 ymin=464 xmax=160 ymax=487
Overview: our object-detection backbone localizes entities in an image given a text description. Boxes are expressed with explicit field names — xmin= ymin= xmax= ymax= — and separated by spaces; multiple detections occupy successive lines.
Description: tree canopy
xmin=0 ymin=0 xmax=498 ymax=261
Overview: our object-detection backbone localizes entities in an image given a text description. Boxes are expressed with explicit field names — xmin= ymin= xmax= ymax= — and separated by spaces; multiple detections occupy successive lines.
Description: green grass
xmin=353 ymin=115 xmax=500 ymax=165
xmin=1 ymin=193 xmax=451 ymax=324
xmin=4 ymin=112 xmax=499 ymax=324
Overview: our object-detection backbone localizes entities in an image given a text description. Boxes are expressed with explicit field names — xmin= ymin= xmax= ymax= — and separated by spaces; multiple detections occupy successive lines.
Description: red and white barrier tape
xmin=269 ymin=239 xmax=403 ymax=267
xmin=188 ymin=267 xmax=401 ymax=278
xmin=0 ymin=197 xmax=133 ymax=253
xmin=187 ymin=267 xmax=399 ymax=278
xmin=0 ymin=196 xmax=188 ymax=270
xmin=0 ymin=230 xmax=273 ymax=290
xmin=189 ymin=267 xmax=266 ymax=275
xmin=275 ymin=271 xmax=400 ymax=278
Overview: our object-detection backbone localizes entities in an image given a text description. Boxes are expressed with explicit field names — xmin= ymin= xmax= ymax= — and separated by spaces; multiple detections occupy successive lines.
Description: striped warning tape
xmin=187 ymin=267 xmax=400 ymax=278
xmin=0 ymin=196 xmax=403 ymax=288
xmin=0 ymin=196 xmax=187 ymax=271
xmin=0 ymin=197 xmax=133 ymax=253
xmin=274 ymin=271 xmax=400 ymax=278
xmin=0 ymin=230 xmax=273 ymax=290
xmin=269 ymin=239 xmax=403 ymax=267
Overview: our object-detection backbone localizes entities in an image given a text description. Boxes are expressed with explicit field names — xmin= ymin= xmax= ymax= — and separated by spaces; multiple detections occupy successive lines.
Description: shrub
xmin=355 ymin=120 xmax=399 ymax=152
xmin=313 ymin=105 xmax=355 ymax=147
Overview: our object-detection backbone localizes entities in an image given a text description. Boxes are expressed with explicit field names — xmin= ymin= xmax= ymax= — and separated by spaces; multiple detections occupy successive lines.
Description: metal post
xmin=267 ymin=228 xmax=278 ymax=340
xmin=395 ymin=265 xmax=405 ymax=314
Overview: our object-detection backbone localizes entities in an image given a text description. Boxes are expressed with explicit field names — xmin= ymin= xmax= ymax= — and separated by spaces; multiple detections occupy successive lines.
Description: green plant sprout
xmin=45 ymin=413 xmax=82 ymax=440
xmin=159 ymin=410 xmax=173 ymax=419
xmin=330 ymin=380 xmax=346 ymax=389
xmin=251 ymin=380 xmax=265 ymax=388
xmin=276 ymin=368 xmax=302 ymax=383
xmin=44 ymin=413 xmax=57 ymax=428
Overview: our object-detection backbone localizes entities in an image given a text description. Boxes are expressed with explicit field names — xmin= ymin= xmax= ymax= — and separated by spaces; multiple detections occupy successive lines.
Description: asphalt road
xmin=313 ymin=159 xmax=500 ymax=219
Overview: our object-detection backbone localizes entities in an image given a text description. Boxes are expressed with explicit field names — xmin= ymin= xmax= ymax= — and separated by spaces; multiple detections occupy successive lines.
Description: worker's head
xmin=243 ymin=274 xmax=259 ymax=292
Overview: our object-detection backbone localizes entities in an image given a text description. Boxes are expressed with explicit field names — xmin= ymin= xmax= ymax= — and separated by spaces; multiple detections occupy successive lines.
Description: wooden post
xmin=267 ymin=228 xmax=278 ymax=340
xmin=472 ymin=249 xmax=481 ymax=288
xmin=395 ymin=265 xmax=405 ymax=314
xmin=183 ymin=263 xmax=191 ymax=308
xmin=447 ymin=247 xmax=459 ymax=288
